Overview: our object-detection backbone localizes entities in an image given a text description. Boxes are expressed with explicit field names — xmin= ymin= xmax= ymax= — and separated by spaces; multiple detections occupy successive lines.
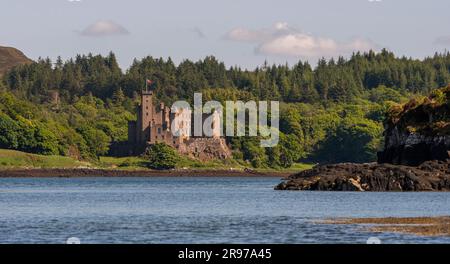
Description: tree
xmin=77 ymin=126 xmax=111 ymax=158
xmin=368 ymin=85 xmax=405 ymax=104
xmin=112 ymin=87 xmax=125 ymax=105
xmin=144 ymin=143 xmax=179 ymax=170
xmin=0 ymin=113 xmax=19 ymax=149
xmin=312 ymin=117 xmax=383 ymax=163
xmin=31 ymin=124 xmax=59 ymax=155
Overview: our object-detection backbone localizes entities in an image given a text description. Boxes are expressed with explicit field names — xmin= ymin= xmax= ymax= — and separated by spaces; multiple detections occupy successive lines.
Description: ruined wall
xmin=178 ymin=138 xmax=232 ymax=161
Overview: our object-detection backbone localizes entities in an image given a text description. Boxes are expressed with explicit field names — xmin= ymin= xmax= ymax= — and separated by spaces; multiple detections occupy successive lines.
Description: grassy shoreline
xmin=0 ymin=149 xmax=309 ymax=177
xmin=0 ymin=168 xmax=292 ymax=178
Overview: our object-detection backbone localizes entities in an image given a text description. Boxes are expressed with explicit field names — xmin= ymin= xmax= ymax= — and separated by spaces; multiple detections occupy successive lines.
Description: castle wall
xmin=128 ymin=121 xmax=137 ymax=143
xmin=121 ymin=89 xmax=232 ymax=160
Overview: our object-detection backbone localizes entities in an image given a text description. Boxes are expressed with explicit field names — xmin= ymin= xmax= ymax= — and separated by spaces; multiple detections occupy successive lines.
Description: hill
xmin=0 ymin=46 xmax=32 ymax=76
xmin=2 ymin=49 xmax=450 ymax=169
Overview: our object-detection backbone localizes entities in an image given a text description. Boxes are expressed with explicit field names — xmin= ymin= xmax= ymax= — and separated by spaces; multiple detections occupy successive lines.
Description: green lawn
xmin=255 ymin=162 xmax=315 ymax=173
xmin=98 ymin=155 xmax=247 ymax=171
xmin=0 ymin=149 xmax=90 ymax=169
xmin=97 ymin=156 xmax=149 ymax=170
xmin=99 ymin=156 xmax=314 ymax=172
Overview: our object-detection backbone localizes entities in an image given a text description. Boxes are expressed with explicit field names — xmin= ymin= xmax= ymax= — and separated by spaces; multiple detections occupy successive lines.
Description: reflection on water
xmin=0 ymin=177 xmax=450 ymax=244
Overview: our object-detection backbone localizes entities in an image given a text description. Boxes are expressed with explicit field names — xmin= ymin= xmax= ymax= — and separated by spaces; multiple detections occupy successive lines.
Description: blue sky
xmin=1 ymin=0 xmax=450 ymax=69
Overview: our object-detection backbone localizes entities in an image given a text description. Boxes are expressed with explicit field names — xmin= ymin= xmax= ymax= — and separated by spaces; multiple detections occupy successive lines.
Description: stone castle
xmin=110 ymin=87 xmax=231 ymax=161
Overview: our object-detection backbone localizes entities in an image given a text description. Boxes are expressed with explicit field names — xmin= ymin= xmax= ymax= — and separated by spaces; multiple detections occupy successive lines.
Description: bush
xmin=0 ymin=113 xmax=20 ymax=149
xmin=144 ymin=143 xmax=179 ymax=170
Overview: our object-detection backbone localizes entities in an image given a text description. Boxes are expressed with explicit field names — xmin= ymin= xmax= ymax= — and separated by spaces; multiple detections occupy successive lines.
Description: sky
xmin=1 ymin=0 xmax=450 ymax=70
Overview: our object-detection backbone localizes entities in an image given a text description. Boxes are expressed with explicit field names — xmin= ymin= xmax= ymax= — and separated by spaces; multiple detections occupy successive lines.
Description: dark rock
xmin=377 ymin=126 xmax=450 ymax=166
xmin=275 ymin=160 xmax=450 ymax=192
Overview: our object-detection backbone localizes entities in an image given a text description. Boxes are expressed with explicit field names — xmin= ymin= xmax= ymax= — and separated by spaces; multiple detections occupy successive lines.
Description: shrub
xmin=144 ymin=143 xmax=179 ymax=170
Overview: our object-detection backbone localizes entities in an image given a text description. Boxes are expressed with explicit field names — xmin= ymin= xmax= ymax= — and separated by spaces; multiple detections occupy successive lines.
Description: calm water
xmin=0 ymin=177 xmax=450 ymax=244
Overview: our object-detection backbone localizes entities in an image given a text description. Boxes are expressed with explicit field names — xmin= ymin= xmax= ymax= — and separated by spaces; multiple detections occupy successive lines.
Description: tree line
xmin=5 ymin=49 xmax=450 ymax=104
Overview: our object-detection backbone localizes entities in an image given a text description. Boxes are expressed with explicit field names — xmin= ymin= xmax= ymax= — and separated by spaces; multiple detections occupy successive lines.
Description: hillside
xmin=2 ymin=49 xmax=450 ymax=169
xmin=0 ymin=46 xmax=32 ymax=76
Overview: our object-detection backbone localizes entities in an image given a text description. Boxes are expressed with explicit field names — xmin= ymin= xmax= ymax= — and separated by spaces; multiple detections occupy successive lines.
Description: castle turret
xmin=139 ymin=91 xmax=154 ymax=142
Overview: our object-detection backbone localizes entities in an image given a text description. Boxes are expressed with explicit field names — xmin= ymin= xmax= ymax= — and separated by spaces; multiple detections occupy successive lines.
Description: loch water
xmin=1 ymin=177 xmax=450 ymax=244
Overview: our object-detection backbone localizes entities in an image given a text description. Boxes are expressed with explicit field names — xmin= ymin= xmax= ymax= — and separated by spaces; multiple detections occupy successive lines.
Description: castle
xmin=110 ymin=87 xmax=231 ymax=161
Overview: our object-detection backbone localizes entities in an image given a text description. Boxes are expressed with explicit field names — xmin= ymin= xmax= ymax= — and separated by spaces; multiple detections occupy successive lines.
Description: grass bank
xmin=0 ymin=149 xmax=89 ymax=169
xmin=0 ymin=149 xmax=313 ymax=173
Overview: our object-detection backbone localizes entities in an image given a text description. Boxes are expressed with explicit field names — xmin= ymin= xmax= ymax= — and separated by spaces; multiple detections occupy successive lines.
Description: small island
xmin=276 ymin=87 xmax=450 ymax=191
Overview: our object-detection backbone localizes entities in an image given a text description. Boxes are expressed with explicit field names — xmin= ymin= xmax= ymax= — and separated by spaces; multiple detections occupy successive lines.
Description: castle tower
xmin=137 ymin=89 xmax=154 ymax=143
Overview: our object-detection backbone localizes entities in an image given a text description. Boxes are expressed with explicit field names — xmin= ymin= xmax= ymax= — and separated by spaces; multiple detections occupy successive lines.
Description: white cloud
xmin=274 ymin=22 xmax=289 ymax=31
xmin=226 ymin=22 xmax=378 ymax=59
xmin=258 ymin=34 xmax=338 ymax=57
xmin=225 ymin=28 xmax=267 ymax=42
xmin=80 ymin=20 xmax=129 ymax=37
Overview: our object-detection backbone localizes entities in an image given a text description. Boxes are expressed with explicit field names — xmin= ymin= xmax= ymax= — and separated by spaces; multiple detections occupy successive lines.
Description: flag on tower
xmin=145 ymin=79 xmax=154 ymax=91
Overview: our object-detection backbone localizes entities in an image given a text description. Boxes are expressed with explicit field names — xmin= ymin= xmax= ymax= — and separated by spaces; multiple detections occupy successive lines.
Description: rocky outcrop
xmin=377 ymin=126 xmax=450 ymax=166
xmin=378 ymin=89 xmax=450 ymax=166
xmin=275 ymin=160 xmax=450 ymax=191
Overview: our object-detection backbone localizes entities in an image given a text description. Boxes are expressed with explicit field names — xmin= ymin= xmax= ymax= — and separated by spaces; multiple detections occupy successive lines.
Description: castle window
xmin=146 ymin=113 xmax=149 ymax=116
xmin=158 ymin=128 xmax=161 ymax=134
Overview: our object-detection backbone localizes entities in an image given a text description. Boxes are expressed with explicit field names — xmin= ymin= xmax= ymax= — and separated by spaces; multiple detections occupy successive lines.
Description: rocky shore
xmin=0 ymin=168 xmax=290 ymax=178
xmin=275 ymin=160 xmax=450 ymax=191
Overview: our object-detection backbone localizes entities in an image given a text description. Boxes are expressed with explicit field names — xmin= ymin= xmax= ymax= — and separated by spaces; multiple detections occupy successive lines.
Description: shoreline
xmin=321 ymin=216 xmax=450 ymax=237
xmin=0 ymin=168 xmax=290 ymax=178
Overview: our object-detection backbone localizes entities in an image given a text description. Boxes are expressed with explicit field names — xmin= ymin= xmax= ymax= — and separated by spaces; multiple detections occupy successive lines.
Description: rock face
xmin=0 ymin=46 xmax=32 ymax=76
xmin=377 ymin=126 xmax=450 ymax=166
xmin=275 ymin=160 xmax=450 ymax=191
xmin=377 ymin=90 xmax=450 ymax=166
